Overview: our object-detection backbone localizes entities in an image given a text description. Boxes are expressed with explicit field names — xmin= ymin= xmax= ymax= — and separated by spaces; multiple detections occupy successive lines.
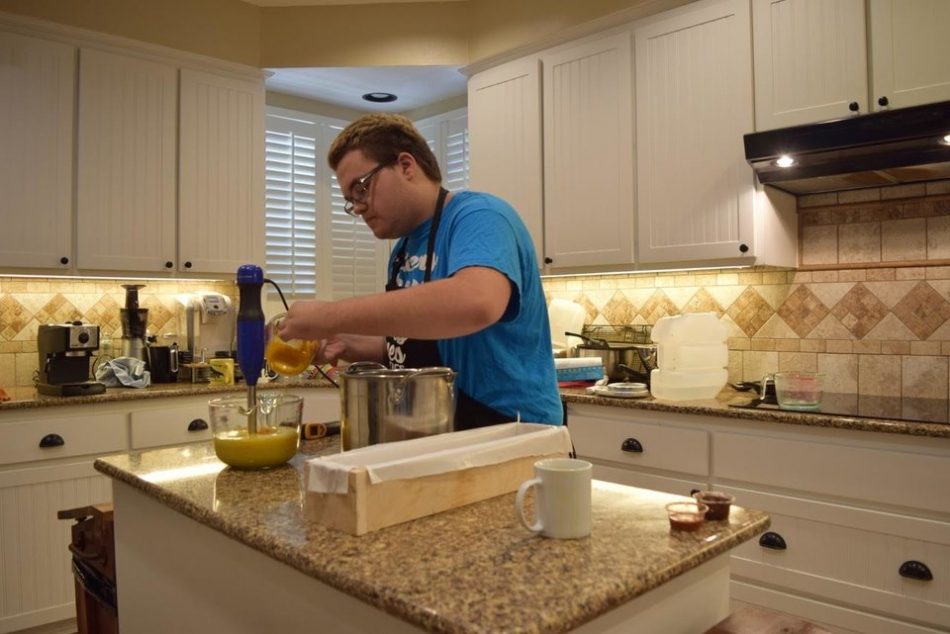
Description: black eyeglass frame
xmin=343 ymin=162 xmax=391 ymax=216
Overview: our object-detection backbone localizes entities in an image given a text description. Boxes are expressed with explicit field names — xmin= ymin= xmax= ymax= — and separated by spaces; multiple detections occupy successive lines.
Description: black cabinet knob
xmin=184 ymin=261 xmax=193 ymax=269
xmin=738 ymin=243 xmax=749 ymax=253
xmin=848 ymin=101 xmax=860 ymax=112
xmin=759 ymin=531 xmax=787 ymax=550
xmin=621 ymin=437 xmax=643 ymax=453
xmin=187 ymin=418 xmax=209 ymax=432
xmin=165 ymin=261 xmax=174 ymax=269
xmin=898 ymin=560 xmax=933 ymax=581
xmin=59 ymin=256 xmax=69 ymax=265
xmin=877 ymin=95 xmax=889 ymax=107
xmin=544 ymin=257 xmax=553 ymax=265
xmin=690 ymin=488 xmax=701 ymax=496
xmin=39 ymin=433 xmax=65 ymax=448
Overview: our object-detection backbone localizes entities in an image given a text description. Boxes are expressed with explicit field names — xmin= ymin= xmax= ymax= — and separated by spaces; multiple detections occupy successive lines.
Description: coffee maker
xmin=120 ymin=284 xmax=149 ymax=363
xmin=36 ymin=322 xmax=107 ymax=396
xmin=176 ymin=292 xmax=235 ymax=358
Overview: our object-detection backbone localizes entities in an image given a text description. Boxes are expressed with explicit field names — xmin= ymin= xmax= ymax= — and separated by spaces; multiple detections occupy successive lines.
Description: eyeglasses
xmin=343 ymin=163 xmax=390 ymax=216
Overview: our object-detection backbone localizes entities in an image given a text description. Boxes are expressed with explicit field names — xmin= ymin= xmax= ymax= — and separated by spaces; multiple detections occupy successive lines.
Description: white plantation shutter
xmin=265 ymin=108 xmax=388 ymax=301
xmin=415 ymin=107 xmax=469 ymax=192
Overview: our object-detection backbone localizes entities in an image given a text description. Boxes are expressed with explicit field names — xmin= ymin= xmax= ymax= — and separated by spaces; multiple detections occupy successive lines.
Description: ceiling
xmin=264 ymin=65 xmax=468 ymax=112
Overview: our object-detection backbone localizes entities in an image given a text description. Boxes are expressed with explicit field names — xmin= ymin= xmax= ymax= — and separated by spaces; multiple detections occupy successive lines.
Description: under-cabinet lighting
xmin=540 ymin=265 xmax=748 ymax=280
xmin=943 ymin=133 xmax=950 ymax=145
xmin=775 ymin=155 xmax=795 ymax=168
xmin=1 ymin=273 xmax=226 ymax=283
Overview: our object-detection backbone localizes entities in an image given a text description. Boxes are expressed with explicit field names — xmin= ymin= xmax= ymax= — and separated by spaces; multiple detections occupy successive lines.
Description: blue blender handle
xmin=236 ymin=265 xmax=266 ymax=386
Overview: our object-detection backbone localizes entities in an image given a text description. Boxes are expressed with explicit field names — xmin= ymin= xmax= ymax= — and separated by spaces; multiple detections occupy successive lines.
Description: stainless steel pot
xmin=339 ymin=362 xmax=457 ymax=450
xmin=567 ymin=332 xmax=643 ymax=382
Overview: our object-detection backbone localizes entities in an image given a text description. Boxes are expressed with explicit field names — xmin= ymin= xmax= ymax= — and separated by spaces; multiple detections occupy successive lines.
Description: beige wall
xmin=0 ymin=0 xmax=261 ymax=66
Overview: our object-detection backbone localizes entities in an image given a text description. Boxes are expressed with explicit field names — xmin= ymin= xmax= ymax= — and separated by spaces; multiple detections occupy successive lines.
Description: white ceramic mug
xmin=515 ymin=457 xmax=592 ymax=539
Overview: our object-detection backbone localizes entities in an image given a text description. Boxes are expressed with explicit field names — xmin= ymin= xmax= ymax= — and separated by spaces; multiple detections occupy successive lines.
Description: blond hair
xmin=328 ymin=113 xmax=442 ymax=182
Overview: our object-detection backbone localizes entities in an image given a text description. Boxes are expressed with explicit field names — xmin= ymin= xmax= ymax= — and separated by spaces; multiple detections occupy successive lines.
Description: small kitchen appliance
xmin=176 ymin=292 xmax=235 ymax=358
xmin=36 ymin=322 xmax=107 ymax=396
xmin=119 ymin=284 xmax=149 ymax=363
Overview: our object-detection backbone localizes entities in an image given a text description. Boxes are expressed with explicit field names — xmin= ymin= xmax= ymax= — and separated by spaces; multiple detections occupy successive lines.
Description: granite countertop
xmin=0 ymin=378 xmax=336 ymax=411
xmin=560 ymin=387 xmax=950 ymax=439
xmin=94 ymin=439 xmax=770 ymax=634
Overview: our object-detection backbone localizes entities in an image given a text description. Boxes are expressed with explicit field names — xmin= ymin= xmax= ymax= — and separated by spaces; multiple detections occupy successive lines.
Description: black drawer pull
xmin=690 ymin=488 xmax=701 ymax=496
xmin=187 ymin=419 xmax=209 ymax=432
xmin=39 ymin=433 xmax=65 ymax=448
xmin=759 ymin=531 xmax=787 ymax=550
xmin=899 ymin=560 xmax=933 ymax=581
xmin=621 ymin=438 xmax=643 ymax=453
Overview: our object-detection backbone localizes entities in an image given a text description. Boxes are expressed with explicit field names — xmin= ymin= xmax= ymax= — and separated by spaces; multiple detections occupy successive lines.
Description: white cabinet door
xmin=467 ymin=58 xmax=544 ymax=266
xmin=869 ymin=0 xmax=950 ymax=110
xmin=179 ymin=69 xmax=265 ymax=275
xmin=0 ymin=31 xmax=74 ymax=270
xmin=635 ymin=0 xmax=755 ymax=264
xmin=0 ymin=461 xmax=112 ymax=633
xmin=752 ymin=0 xmax=868 ymax=129
xmin=541 ymin=33 xmax=634 ymax=269
xmin=76 ymin=48 xmax=177 ymax=272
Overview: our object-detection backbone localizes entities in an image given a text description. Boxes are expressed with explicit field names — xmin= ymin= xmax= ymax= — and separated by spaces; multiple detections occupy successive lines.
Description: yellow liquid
xmin=213 ymin=426 xmax=299 ymax=469
xmin=265 ymin=337 xmax=317 ymax=375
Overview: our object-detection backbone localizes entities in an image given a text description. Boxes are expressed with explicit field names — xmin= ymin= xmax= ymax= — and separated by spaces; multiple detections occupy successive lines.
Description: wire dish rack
xmin=581 ymin=324 xmax=652 ymax=345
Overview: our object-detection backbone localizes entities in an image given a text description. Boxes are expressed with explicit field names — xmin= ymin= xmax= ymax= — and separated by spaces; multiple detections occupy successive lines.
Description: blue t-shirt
xmin=388 ymin=191 xmax=563 ymax=425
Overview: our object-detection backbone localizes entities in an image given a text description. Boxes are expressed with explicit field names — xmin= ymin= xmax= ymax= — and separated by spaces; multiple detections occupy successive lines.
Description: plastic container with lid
xmin=650 ymin=313 xmax=728 ymax=401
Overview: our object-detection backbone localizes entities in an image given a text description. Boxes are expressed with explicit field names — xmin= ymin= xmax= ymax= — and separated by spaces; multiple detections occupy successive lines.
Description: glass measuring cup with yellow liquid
xmin=265 ymin=313 xmax=319 ymax=376
xmin=208 ymin=393 xmax=303 ymax=469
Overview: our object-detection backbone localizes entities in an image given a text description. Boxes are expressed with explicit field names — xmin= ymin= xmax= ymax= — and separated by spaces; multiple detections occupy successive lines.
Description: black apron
xmin=385 ymin=188 xmax=510 ymax=431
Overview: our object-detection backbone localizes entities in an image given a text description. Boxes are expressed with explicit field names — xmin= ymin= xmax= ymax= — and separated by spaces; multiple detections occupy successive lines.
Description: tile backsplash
xmin=543 ymin=181 xmax=950 ymax=401
xmin=3 ymin=181 xmax=950 ymax=401
xmin=0 ymin=279 xmax=236 ymax=387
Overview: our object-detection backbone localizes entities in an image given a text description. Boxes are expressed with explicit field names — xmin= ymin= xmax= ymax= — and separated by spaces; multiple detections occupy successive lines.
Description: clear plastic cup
xmin=208 ymin=393 xmax=303 ymax=469
xmin=265 ymin=313 xmax=318 ymax=376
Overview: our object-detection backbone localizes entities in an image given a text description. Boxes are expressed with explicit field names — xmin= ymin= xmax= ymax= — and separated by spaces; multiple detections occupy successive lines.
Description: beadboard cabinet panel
xmin=635 ymin=0 xmax=755 ymax=264
xmin=752 ymin=0 xmax=868 ymax=130
xmin=467 ymin=58 xmax=544 ymax=266
xmin=76 ymin=48 xmax=177 ymax=272
xmin=541 ymin=33 xmax=634 ymax=269
xmin=179 ymin=69 xmax=265 ymax=275
xmin=0 ymin=31 xmax=74 ymax=270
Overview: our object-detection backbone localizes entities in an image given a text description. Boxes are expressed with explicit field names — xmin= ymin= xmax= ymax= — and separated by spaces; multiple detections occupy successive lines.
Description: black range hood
xmin=744 ymin=100 xmax=950 ymax=195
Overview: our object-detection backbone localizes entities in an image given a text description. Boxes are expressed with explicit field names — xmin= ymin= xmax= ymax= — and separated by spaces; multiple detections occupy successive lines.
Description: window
xmin=263 ymin=106 xmax=469 ymax=304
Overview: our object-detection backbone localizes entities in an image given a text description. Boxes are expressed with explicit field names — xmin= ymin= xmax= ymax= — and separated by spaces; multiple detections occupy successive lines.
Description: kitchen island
xmin=94 ymin=437 xmax=769 ymax=634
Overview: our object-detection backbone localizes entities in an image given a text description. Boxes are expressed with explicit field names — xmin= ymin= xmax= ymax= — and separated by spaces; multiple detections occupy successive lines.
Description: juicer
xmin=119 ymin=284 xmax=149 ymax=363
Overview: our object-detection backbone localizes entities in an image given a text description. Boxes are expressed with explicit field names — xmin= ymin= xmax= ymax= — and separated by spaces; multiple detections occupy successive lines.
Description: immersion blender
xmin=236 ymin=265 xmax=266 ymax=434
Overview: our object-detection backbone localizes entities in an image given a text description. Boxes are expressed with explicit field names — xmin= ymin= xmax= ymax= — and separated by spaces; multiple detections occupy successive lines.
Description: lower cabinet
xmin=0 ymin=387 xmax=341 ymax=633
xmin=566 ymin=402 xmax=950 ymax=634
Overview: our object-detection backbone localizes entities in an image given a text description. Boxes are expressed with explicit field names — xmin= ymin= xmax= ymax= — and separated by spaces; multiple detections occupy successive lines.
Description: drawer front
xmin=714 ymin=431 xmax=950 ymax=513
xmin=569 ymin=410 xmax=709 ymax=476
xmin=0 ymin=412 xmax=128 ymax=465
xmin=130 ymin=402 xmax=213 ymax=449
xmin=593 ymin=462 xmax=707 ymax=498
xmin=302 ymin=390 xmax=341 ymax=423
xmin=722 ymin=487 xmax=950 ymax=628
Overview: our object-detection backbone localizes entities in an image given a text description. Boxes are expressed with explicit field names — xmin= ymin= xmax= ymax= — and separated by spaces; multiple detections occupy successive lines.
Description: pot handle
xmin=565 ymin=331 xmax=608 ymax=348
xmin=344 ymin=361 xmax=388 ymax=375
xmin=390 ymin=366 xmax=456 ymax=406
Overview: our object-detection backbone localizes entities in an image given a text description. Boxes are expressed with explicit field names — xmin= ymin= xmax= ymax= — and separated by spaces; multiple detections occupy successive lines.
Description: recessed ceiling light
xmin=775 ymin=155 xmax=795 ymax=168
xmin=943 ymin=133 xmax=950 ymax=145
xmin=362 ymin=92 xmax=397 ymax=103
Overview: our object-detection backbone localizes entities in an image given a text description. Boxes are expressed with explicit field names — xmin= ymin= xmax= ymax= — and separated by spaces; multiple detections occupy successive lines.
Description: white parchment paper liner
xmin=305 ymin=422 xmax=572 ymax=494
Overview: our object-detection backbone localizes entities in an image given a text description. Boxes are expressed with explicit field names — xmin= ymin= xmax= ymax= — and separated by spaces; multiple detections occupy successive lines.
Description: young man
xmin=278 ymin=113 xmax=562 ymax=428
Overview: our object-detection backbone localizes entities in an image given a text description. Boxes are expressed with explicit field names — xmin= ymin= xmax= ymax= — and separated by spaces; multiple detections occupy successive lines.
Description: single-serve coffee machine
xmin=37 ymin=322 xmax=107 ymax=396
xmin=176 ymin=292 xmax=235 ymax=358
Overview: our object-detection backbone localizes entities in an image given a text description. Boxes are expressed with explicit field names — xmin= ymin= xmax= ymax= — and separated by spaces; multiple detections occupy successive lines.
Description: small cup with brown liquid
xmin=265 ymin=313 xmax=318 ymax=376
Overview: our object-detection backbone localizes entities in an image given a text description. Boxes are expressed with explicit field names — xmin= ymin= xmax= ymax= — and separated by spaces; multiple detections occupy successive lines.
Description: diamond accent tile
xmin=638 ymin=290 xmax=678 ymax=324
xmin=34 ymin=293 xmax=81 ymax=326
xmin=891 ymin=281 xmax=950 ymax=340
xmin=777 ymin=285 xmax=830 ymax=338
xmin=682 ymin=288 xmax=723 ymax=316
xmin=830 ymin=283 xmax=889 ymax=339
xmin=601 ymin=291 xmax=636 ymax=325
xmin=726 ymin=287 xmax=774 ymax=337
xmin=573 ymin=295 xmax=600 ymax=324
xmin=0 ymin=295 xmax=30 ymax=341
xmin=84 ymin=295 xmax=123 ymax=336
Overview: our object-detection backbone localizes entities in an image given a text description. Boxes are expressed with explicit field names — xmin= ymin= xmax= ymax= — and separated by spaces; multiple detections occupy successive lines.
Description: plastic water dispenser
xmin=649 ymin=313 xmax=728 ymax=401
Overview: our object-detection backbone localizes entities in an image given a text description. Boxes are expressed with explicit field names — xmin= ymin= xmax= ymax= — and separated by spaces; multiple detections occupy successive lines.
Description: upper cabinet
xmin=467 ymin=58 xmax=544 ymax=266
xmin=0 ymin=31 xmax=74 ymax=270
xmin=179 ymin=69 xmax=265 ymax=275
xmin=76 ymin=48 xmax=178 ymax=272
xmin=753 ymin=0 xmax=950 ymax=131
xmin=635 ymin=0 xmax=759 ymax=264
xmin=541 ymin=34 xmax=634 ymax=269
xmin=0 ymin=14 xmax=264 ymax=278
